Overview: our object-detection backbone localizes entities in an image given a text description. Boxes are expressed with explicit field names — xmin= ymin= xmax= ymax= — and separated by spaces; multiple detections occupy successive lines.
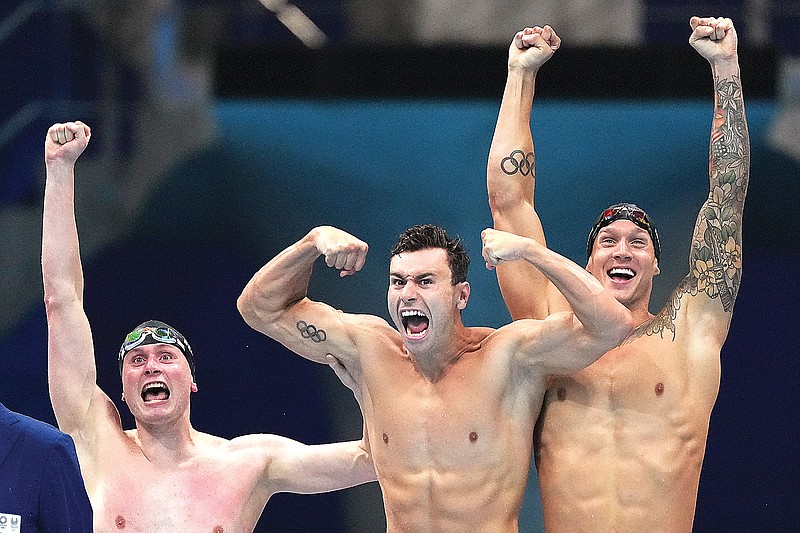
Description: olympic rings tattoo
xmin=500 ymin=150 xmax=534 ymax=176
xmin=296 ymin=320 xmax=327 ymax=342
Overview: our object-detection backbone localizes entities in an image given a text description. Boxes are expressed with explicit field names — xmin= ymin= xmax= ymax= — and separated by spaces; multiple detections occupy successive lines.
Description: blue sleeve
xmin=38 ymin=434 xmax=93 ymax=533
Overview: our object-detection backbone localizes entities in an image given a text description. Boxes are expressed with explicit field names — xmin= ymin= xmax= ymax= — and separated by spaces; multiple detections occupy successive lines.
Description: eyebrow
xmin=389 ymin=271 xmax=437 ymax=280
xmin=599 ymin=226 xmax=650 ymax=238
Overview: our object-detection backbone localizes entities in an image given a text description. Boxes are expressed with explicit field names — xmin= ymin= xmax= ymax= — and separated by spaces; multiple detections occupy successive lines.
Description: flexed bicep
xmin=238 ymin=226 xmax=371 ymax=367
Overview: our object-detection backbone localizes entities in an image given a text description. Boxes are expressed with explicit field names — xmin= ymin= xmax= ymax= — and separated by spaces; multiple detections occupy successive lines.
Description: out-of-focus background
xmin=2 ymin=1 xmax=798 ymax=531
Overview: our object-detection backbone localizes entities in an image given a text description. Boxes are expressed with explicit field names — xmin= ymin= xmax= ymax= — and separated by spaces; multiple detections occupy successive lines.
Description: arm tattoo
xmin=633 ymin=75 xmax=749 ymax=340
xmin=296 ymin=320 xmax=327 ymax=342
xmin=687 ymin=75 xmax=749 ymax=311
xmin=500 ymin=150 xmax=535 ymax=176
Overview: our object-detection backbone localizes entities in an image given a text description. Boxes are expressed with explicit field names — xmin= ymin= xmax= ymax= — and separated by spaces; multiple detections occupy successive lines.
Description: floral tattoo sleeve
xmin=641 ymin=74 xmax=749 ymax=339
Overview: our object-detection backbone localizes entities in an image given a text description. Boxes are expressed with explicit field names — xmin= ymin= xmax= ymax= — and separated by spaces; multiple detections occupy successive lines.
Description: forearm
xmin=42 ymin=161 xmax=83 ymax=308
xmin=688 ymin=56 xmax=749 ymax=311
xmin=273 ymin=438 xmax=376 ymax=494
xmin=237 ymin=229 xmax=321 ymax=333
xmin=520 ymin=239 xmax=632 ymax=338
xmin=709 ymin=56 xmax=749 ymax=195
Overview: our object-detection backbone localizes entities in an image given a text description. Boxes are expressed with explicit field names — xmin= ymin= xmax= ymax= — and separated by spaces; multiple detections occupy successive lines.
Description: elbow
xmin=488 ymin=183 xmax=521 ymax=216
xmin=42 ymin=283 xmax=81 ymax=316
xmin=605 ymin=310 xmax=636 ymax=348
xmin=236 ymin=291 xmax=269 ymax=330
xmin=356 ymin=442 xmax=377 ymax=483
xmin=236 ymin=291 xmax=255 ymax=324
xmin=582 ymin=309 xmax=634 ymax=353
xmin=236 ymin=288 xmax=290 ymax=335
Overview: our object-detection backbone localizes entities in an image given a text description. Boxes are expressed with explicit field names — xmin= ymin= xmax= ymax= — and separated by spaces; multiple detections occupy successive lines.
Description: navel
xmin=655 ymin=382 xmax=665 ymax=397
xmin=469 ymin=431 xmax=478 ymax=443
xmin=556 ymin=387 xmax=567 ymax=401
xmin=115 ymin=515 xmax=126 ymax=529
xmin=213 ymin=526 xmax=225 ymax=533
xmin=382 ymin=433 xmax=389 ymax=444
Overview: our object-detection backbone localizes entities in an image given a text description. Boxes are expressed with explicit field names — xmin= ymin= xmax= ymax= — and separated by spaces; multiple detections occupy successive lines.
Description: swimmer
xmin=486 ymin=17 xmax=749 ymax=531
xmin=237 ymin=223 xmax=635 ymax=532
xmin=42 ymin=121 xmax=377 ymax=532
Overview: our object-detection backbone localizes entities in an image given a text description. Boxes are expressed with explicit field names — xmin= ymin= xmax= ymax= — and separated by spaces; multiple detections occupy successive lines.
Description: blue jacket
xmin=0 ymin=402 xmax=93 ymax=532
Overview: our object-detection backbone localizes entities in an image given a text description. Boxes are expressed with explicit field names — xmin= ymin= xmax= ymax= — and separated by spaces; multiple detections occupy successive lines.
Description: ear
xmin=456 ymin=281 xmax=470 ymax=310
xmin=191 ymin=382 xmax=199 ymax=393
xmin=121 ymin=393 xmax=126 ymax=402
xmin=653 ymin=257 xmax=660 ymax=276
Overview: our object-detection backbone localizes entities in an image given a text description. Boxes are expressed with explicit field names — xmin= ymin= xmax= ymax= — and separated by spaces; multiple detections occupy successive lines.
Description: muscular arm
xmin=258 ymin=435 xmax=376 ymax=495
xmin=42 ymin=122 xmax=110 ymax=435
xmin=654 ymin=17 xmax=749 ymax=343
xmin=237 ymin=226 xmax=370 ymax=371
xmin=483 ymin=229 xmax=634 ymax=372
xmin=487 ymin=26 xmax=568 ymax=320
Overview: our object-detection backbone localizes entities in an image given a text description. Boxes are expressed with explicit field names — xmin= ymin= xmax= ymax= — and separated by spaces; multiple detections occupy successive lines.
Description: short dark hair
xmin=390 ymin=224 xmax=470 ymax=284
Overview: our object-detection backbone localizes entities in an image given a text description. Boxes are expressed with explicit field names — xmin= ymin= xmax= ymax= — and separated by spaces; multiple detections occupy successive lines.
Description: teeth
xmin=609 ymin=268 xmax=635 ymax=277
xmin=401 ymin=310 xmax=425 ymax=318
xmin=142 ymin=382 xmax=167 ymax=391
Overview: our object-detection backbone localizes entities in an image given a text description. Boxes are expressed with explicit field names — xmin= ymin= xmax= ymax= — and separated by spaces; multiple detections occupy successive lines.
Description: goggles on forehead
xmin=598 ymin=205 xmax=651 ymax=228
xmin=586 ymin=203 xmax=661 ymax=260
xmin=118 ymin=322 xmax=196 ymax=380
xmin=122 ymin=326 xmax=187 ymax=353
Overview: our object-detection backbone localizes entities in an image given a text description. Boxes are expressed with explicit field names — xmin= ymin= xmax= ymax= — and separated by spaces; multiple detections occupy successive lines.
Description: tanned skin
xmin=487 ymin=17 xmax=748 ymax=532
xmin=238 ymin=223 xmax=634 ymax=532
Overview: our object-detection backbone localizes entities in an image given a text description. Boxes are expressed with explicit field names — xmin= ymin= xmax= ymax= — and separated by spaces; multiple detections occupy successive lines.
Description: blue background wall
xmin=3 ymin=97 xmax=798 ymax=531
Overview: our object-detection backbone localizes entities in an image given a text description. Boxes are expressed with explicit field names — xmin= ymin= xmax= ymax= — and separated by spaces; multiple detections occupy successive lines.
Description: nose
xmin=400 ymin=281 xmax=418 ymax=303
xmin=143 ymin=357 xmax=161 ymax=375
xmin=613 ymin=240 xmax=632 ymax=260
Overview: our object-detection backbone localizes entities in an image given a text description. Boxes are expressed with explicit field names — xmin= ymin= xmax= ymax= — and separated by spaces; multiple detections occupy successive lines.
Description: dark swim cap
xmin=586 ymin=203 xmax=661 ymax=261
xmin=118 ymin=320 xmax=195 ymax=380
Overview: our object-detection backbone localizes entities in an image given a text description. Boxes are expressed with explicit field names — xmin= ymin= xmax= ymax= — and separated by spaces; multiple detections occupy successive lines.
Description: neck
xmin=406 ymin=322 xmax=473 ymax=382
xmin=622 ymin=295 xmax=655 ymax=326
xmin=134 ymin=416 xmax=197 ymax=465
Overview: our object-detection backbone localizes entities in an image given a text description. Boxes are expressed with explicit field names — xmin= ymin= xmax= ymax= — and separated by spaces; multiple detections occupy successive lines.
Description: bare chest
xmin=91 ymin=455 xmax=264 ymax=533
xmin=539 ymin=333 xmax=720 ymax=448
xmin=363 ymin=352 xmax=540 ymax=475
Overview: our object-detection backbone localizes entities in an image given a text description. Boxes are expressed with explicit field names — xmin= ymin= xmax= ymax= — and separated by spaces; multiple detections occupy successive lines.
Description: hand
xmin=689 ymin=16 xmax=737 ymax=63
xmin=312 ymin=226 xmax=368 ymax=277
xmin=481 ymin=228 xmax=529 ymax=270
xmin=508 ymin=25 xmax=561 ymax=73
xmin=44 ymin=121 xmax=91 ymax=165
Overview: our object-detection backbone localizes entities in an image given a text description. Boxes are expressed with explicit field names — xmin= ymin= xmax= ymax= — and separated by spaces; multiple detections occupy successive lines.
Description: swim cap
xmin=586 ymin=203 xmax=661 ymax=261
xmin=118 ymin=320 xmax=195 ymax=380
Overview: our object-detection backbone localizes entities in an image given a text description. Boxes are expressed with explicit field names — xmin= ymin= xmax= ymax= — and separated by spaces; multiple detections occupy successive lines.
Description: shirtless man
xmin=42 ymin=121 xmax=376 ymax=533
xmin=487 ymin=17 xmax=749 ymax=531
xmin=237 ymin=223 xmax=634 ymax=532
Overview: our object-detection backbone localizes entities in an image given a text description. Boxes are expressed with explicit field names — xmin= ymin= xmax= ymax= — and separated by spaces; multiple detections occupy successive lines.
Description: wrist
xmin=710 ymin=54 xmax=740 ymax=78
xmin=508 ymin=64 xmax=538 ymax=78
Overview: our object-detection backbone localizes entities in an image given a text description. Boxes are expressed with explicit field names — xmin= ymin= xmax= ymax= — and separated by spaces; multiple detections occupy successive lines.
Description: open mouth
xmin=608 ymin=267 xmax=636 ymax=282
xmin=401 ymin=310 xmax=429 ymax=339
xmin=141 ymin=381 xmax=170 ymax=403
